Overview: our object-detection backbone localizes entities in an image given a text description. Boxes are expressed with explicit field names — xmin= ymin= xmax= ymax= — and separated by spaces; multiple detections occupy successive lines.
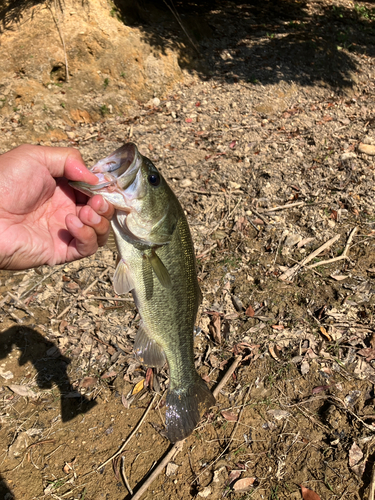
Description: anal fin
xmin=134 ymin=324 xmax=166 ymax=368
xmin=113 ymin=259 xmax=135 ymax=295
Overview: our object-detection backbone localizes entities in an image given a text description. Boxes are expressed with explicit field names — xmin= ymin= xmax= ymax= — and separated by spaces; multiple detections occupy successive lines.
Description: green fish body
xmin=71 ymin=143 xmax=215 ymax=442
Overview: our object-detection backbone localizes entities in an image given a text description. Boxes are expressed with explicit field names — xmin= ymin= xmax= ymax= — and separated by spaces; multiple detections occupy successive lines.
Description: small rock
xmin=341 ymin=152 xmax=357 ymax=161
xmin=152 ymin=97 xmax=160 ymax=107
xmin=198 ymin=486 xmax=211 ymax=498
xmin=8 ymin=431 xmax=29 ymax=459
xmin=166 ymin=462 xmax=179 ymax=476
xmin=180 ymin=178 xmax=192 ymax=188
xmin=0 ymin=368 xmax=14 ymax=380
xmin=284 ymin=233 xmax=302 ymax=247
xmin=358 ymin=143 xmax=375 ymax=156
xmin=228 ymin=181 xmax=241 ymax=189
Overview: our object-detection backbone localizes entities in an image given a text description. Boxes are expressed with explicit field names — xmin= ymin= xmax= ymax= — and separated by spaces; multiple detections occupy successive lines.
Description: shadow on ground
xmin=2 ymin=0 xmax=375 ymax=90
xmin=112 ymin=0 xmax=375 ymax=89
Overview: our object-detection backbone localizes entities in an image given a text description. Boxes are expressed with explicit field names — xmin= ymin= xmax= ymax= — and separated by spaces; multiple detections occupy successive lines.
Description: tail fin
xmin=166 ymin=377 xmax=216 ymax=443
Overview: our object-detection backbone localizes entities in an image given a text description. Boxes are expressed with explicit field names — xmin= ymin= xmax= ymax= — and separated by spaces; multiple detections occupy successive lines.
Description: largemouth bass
xmin=72 ymin=143 xmax=215 ymax=442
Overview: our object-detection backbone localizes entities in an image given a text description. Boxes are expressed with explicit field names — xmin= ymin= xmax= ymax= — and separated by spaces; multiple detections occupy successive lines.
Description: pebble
xmin=180 ymin=178 xmax=192 ymax=188
xmin=341 ymin=152 xmax=357 ymax=160
xmin=198 ymin=486 xmax=212 ymax=498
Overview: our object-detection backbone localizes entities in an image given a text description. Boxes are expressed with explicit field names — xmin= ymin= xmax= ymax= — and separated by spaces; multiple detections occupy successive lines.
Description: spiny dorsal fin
xmin=146 ymin=249 xmax=172 ymax=289
xmin=134 ymin=323 xmax=166 ymax=368
xmin=113 ymin=259 xmax=135 ymax=295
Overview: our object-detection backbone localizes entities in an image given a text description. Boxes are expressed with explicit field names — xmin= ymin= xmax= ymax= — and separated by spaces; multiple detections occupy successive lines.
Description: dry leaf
xmin=79 ymin=377 xmax=97 ymax=388
xmin=232 ymin=477 xmax=256 ymax=492
xmin=330 ymin=274 xmax=348 ymax=281
xmin=8 ymin=384 xmax=38 ymax=399
xmin=209 ymin=313 xmax=222 ymax=344
xmin=300 ymin=485 xmax=321 ymax=500
xmin=245 ymin=304 xmax=255 ymax=317
xmin=101 ymin=371 xmax=117 ymax=379
xmin=271 ymin=325 xmax=284 ymax=330
xmin=221 ymin=410 xmax=238 ymax=422
xmin=349 ymin=442 xmax=363 ymax=467
xmin=132 ymin=379 xmax=144 ymax=395
xmin=301 ymin=360 xmax=310 ymax=375
xmin=319 ymin=326 xmax=332 ymax=341
xmin=269 ymin=345 xmax=281 ymax=361
xmin=228 ymin=470 xmax=242 ymax=484
xmin=357 ymin=348 xmax=375 ymax=362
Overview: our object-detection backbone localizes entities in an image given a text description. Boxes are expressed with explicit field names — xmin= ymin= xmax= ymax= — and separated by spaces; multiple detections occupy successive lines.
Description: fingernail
xmin=98 ymin=198 xmax=109 ymax=214
xmin=72 ymin=217 xmax=84 ymax=228
xmin=89 ymin=211 xmax=101 ymax=225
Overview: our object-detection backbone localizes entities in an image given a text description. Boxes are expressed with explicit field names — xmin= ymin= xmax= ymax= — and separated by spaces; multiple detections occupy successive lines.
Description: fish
xmin=71 ymin=143 xmax=215 ymax=442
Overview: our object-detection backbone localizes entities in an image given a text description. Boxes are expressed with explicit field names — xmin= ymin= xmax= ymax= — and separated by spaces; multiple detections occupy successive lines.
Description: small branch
xmin=97 ymin=393 xmax=158 ymax=471
xmin=279 ymin=234 xmax=341 ymax=281
xmin=369 ymin=459 xmax=375 ymax=500
xmin=306 ymin=227 xmax=358 ymax=270
xmin=121 ymin=456 xmax=133 ymax=496
xmin=131 ymin=440 xmax=185 ymax=500
xmin=264 ymin=201 xmax=306 ymax=212
xmin=197 ymin=243 xmax=217 ymax=259
xmin=213 ymin=355 xmax=243 ymax=398
xmin=57 ymin=268 xmax=109 ymax=318
xmin=163 ymin=0 xmax=200 ymax=55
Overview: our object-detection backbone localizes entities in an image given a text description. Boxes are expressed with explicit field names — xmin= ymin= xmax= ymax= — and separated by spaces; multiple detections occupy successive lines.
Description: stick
xmin=130 ymin=356 xmax=243 ymax=499
xmin=213 ymin=355 xmax=243 ymax=398
xmin=162 ymin=0 xmax=200 ymax=55
xmin=97 ymin=393 xmax=158 ymax=471
xmin=264 ymin=201 xmax=306 ymax=212
xmin=306 ymin=227 xmax=358 ymax=270
xmin=131 ymin=440 xmax=185 ymax=500
xmin=121 ymin=456 xmax=133 ymax=496
xmin=369 ymin=459 xmax=375 ymax=500
xmin=57 ymin=268 xmax=109 ymax=319
xmin=279 ymin=234 xmax=341 ymax=281
xmin=197 ymin=243 xmax=217 ymax=259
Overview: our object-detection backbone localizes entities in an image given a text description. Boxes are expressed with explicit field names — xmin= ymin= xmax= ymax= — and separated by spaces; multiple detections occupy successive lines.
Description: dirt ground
xmin=1 ymin=0 xmax=375 ymax=499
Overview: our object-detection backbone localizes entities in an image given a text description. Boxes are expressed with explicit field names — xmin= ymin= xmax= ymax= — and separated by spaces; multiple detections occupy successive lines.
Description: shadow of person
xmin=0 ymin=325 xmax=97 ymax=499
xmin=0 ymin=325 xmax=97 ymax=421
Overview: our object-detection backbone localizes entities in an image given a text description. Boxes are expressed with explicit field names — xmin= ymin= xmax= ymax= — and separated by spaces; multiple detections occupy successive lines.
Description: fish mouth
xmin=70 ymin=143 xmax=142 ymax=201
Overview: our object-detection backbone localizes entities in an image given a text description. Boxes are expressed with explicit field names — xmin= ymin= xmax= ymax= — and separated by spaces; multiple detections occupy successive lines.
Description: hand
xmin=0 ymin=144 xmax=115 ymax=270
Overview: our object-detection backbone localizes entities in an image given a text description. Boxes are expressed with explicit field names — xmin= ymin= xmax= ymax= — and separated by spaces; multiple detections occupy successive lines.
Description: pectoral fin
xmin=134 ymin=323 xmax=166 ymax=368
xmin=113 ymin=259 xmax=135 ymax=295
xmin=147 ymin=249 xmax=172 ymax=289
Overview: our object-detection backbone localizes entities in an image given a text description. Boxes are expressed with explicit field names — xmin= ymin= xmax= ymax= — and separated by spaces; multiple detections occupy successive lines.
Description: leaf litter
xmin=1 ymin=0 xmax=375 ymax=498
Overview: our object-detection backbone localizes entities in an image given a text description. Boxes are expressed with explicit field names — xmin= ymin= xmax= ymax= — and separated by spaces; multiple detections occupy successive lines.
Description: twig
xmin=279 ymin=234 xmax=341 ymax=281
xmin=213 ymin=355 xmax=243 ymax=398
xmin=20 ymin=265 xmax=65 ymax=299
xmin=121 ymin=456 xmax=133 ymax=495
xmin=306 ymin=227 xmax=358 ymax=270
xmin=369 ymin=460 xmax=375 ymax=500
xmin=197 ymin=243 xmax=217 ymax=259
xmin=85 ymin=296 xmax=133 ymax=302
xmin=51 ymin=0 xmax=69 ymax=82
xmin=57 ymin=268 xmax=109 ymax=318
xmin=97 ymin=393 xmax=158 ymax=471
xmin=264 ymin=201 xmax=306 ymax=212
xmin=162 ymin=0 xmax=200 ymax=55
xmin=131 ymin=440 xmax=185 ymax=500
xmin=7 ymin=292 xmax=35 ymax=317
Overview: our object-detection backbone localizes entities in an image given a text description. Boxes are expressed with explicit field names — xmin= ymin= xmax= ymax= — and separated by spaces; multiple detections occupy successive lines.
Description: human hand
xmin=0 ymin=144 xmax=115 ymax=270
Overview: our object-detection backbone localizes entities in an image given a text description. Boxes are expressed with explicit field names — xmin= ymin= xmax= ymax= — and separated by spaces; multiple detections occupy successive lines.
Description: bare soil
xmin=1 ymin=0 xmax=375 ymax=499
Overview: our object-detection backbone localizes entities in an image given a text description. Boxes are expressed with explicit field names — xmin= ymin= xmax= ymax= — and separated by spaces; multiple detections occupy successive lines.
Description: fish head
xmin=70 ymin=143 xmax=178 ymax=246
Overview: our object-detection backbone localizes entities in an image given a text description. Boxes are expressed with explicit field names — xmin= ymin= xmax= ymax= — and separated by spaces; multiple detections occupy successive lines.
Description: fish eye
xmin=148 ymin=173 xmax=160 ymax=186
